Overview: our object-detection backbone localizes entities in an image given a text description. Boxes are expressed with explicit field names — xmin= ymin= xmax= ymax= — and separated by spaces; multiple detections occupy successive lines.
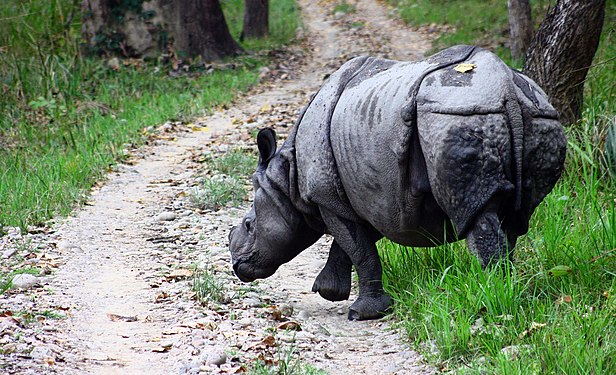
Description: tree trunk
xmin=524 ymin=0 xmax=606 ymax=125
xmin=507 ymin=0 xmax=533 ymax=61
xmin=81 ymin=0 xmax=243 ymax=61
xmin=177 ymin=0 xmax=243 ymax=61
xmin=241 ymin=0 xmax=269 ymax=40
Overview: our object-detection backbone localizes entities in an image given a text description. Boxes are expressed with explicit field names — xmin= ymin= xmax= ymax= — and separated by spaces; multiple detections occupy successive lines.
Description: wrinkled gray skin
xmin=229 ymin=45 xmax=566 ymax=320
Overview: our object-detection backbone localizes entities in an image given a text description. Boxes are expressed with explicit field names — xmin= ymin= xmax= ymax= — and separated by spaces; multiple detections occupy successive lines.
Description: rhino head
xmin=229 ymin=128 xmax=321 ymax=282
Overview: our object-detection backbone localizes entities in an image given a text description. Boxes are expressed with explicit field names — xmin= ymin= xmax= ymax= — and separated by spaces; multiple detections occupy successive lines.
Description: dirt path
xmin=1 ymin=1 xmax=435 ymax=374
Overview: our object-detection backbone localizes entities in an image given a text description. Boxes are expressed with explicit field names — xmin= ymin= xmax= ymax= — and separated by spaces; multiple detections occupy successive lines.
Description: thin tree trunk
xmin=524 ymin=0 xmax=606 ymax=125
xmin=241 ymin=0 xmax=269 ymax=40
xmin=507 ymin=0 xmax=533 ymax=61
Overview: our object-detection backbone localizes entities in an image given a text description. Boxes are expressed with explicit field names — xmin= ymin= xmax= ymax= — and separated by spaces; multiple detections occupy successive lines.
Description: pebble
xmin=2 ymin=248 xmax=17 ymax=258
xmin=297 ymin=310 xmax=311 ymax=320
xmin=57 ymin=241 xmax=81 ymax=251
xmin=156 ymin=212 xmax=177 ymax=221
xmin=243 ymin=297 xmax=261 ymax=307
xmin=236 ymin=318 xmax=253 ymax=328
xmin=279 ymin=303 xmax=293 ymax=317
xmin=11 ymin=274 xmax=39 ymax=290
xmin=202 ymin=349 xmax=227 ymax=366
xmin=29 ymin=345 xmax=54 ymax=361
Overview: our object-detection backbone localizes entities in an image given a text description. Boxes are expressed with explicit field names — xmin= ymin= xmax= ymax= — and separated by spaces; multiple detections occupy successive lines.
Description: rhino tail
xmin=504 ymin=88 xmax=524 ymax=212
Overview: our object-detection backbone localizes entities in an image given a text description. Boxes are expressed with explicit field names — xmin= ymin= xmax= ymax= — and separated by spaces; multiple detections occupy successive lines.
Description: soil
xmin=0 ymin=1 xmax=436 ymax=374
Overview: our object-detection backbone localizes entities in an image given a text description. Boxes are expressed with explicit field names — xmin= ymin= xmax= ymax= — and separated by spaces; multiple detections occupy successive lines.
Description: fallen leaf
xmin=251 ymin=335 xmax=276 ymax=350
xmin=166 ymin=269 xmax=194 ymax=279
xmin=155 ymin=291 xmax=169 ymax=302
xmin=107 ymin=313 xmax=138 ymax=322
xmin=277 ymin=321 xmax=301 ymax=331
xmin=264 ymin=305 xmax=284 ymax=321
xmin=548 ymin=265 xmax=572 ymax=277
xmin=454 ymin=63 xmax=476 ymax=73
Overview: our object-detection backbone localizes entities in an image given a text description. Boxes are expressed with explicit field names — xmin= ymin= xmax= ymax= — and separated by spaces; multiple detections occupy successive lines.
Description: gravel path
xmin=0 ymin=1 xmax=435 ymax=373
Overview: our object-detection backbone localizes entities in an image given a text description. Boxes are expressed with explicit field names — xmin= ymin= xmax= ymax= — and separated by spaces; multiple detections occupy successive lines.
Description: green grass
xmin=333 ymin=1 xmax=357 ymax=15
xmin=382 ymin=2 xmax=616 ymax=373
xmin=210 ymin=149 xmax=258 ymax=177
xmin=0 ymin=0 xmax=300 ymax=229
xmin=247 ymin=341 xmax=326 ymax=375
xmin=193 ymin=265 xmax=227 ymax=304
xmin=189 ymin=149 xmax=257 ymax=210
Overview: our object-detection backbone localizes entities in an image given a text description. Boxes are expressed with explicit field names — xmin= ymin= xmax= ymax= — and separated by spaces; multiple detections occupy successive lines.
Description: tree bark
xmin=524 ymin=0 xmax=606 ymax=125
xmin=507 ymin=0 xmax=533 ymax=61
xmin=177 ymin=0 xmax=243 ymax=61
xmin=241 ymin=0 xmax=269 ymax=40
xmin=81 ymin=0 xmax=243 ymax=61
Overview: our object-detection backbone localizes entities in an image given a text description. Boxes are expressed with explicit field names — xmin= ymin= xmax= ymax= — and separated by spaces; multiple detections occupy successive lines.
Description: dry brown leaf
xmin=251 ymin=335 xmax=276 ymax=350
xmin=277 ymin=321 xmax=302 ymax=331
xmin=155 ymin=291 xmax=169 ymax=302
xmin=166 ymin=269 xmax=194 ymax=279
xmin=454 ymin=63 xmax=476 ymax=73
xmin=107 ymin=313 xmax=138 ymax=322
xmin=264 ymin=305 xmax=284 ymax=321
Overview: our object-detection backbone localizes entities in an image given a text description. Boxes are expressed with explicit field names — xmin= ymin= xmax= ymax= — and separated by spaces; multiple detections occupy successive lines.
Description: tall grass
xmin=382 ymin=1 xmax=616 ymax=373
xmin=0 ymin=0 xmax=300 ymax=228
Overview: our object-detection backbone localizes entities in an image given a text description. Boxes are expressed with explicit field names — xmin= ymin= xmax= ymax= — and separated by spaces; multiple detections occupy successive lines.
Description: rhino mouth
xmin=232 ymin=262 xmax=256 ymax=282
xmin=232 ymin=260 xmax=277 ymax=282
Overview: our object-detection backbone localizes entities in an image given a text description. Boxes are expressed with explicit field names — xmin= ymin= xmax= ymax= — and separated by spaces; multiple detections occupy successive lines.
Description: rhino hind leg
xmin=466 ymin=200 xmax=514 ymax=268
xmin=312 ymin=241 xmax=353 ymax=301
xmin=320 ymin=208 xmax=392 ymax=321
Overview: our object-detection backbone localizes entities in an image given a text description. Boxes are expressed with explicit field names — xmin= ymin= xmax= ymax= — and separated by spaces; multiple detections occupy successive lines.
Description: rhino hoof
xmin=311 ymin=267 xmax=351 ymax=302
xmin=348 ymin=294 xmax=393 ymax=321
xmin=311 ymin=278 xmax=351 ymax=301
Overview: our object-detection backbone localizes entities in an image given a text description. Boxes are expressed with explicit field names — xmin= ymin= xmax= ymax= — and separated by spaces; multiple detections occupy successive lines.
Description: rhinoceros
xmin=229 ymin=45 xmax=566 ymax=320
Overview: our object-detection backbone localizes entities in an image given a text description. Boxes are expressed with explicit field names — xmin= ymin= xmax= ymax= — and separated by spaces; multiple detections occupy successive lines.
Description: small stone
xmin=279 ymin=303 xmax=293 ymax=317
xmin=243 ymin=297 xmax=261 ymax=308
xmin=29 ymin=345 xmax=54 ymax=361
xmin=156 ymin=212 xmax=177 ymax=221
xmin=203 ymin=350 xmax=227 ymax=366
xmin=57 ymin=240 xmax=80 ymax=251
xmin=156 ymin=211 xmax=176 ymax=221
xmin=2 ymin=249 xmax=17 ymax=259
xmin=336 ymin=308 xmax=345 ymax=315
xmin=297 ymin=310 xmax=311 ymax=320
xmin=11 ymin=274 xmax=39 ymax=290
xmin=236 ymin=318 xmax=253 ymax=328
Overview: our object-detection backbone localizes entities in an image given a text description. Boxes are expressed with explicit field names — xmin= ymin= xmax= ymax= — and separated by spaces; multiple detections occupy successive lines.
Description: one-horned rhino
xmin=229 ymin=45 xmax=566 ymax=320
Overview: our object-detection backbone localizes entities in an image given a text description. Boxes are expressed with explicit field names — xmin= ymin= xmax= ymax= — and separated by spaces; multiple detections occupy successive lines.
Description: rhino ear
xmin=257 ymin=128 xmax=277 ymax=165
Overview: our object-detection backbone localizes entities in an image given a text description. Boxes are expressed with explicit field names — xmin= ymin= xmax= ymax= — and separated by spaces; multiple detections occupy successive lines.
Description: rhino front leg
xmin=320 ymin=209 xmax=392 ymax=320
xmin=312 ymin=241 xmax=352 ymax=301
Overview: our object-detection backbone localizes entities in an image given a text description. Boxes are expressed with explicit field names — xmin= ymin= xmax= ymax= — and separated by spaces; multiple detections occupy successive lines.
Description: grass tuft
xmin=190 ymin=176 xmax=247 ymax=210
xmin=193 ymin=265 xmax=227 ymax=304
